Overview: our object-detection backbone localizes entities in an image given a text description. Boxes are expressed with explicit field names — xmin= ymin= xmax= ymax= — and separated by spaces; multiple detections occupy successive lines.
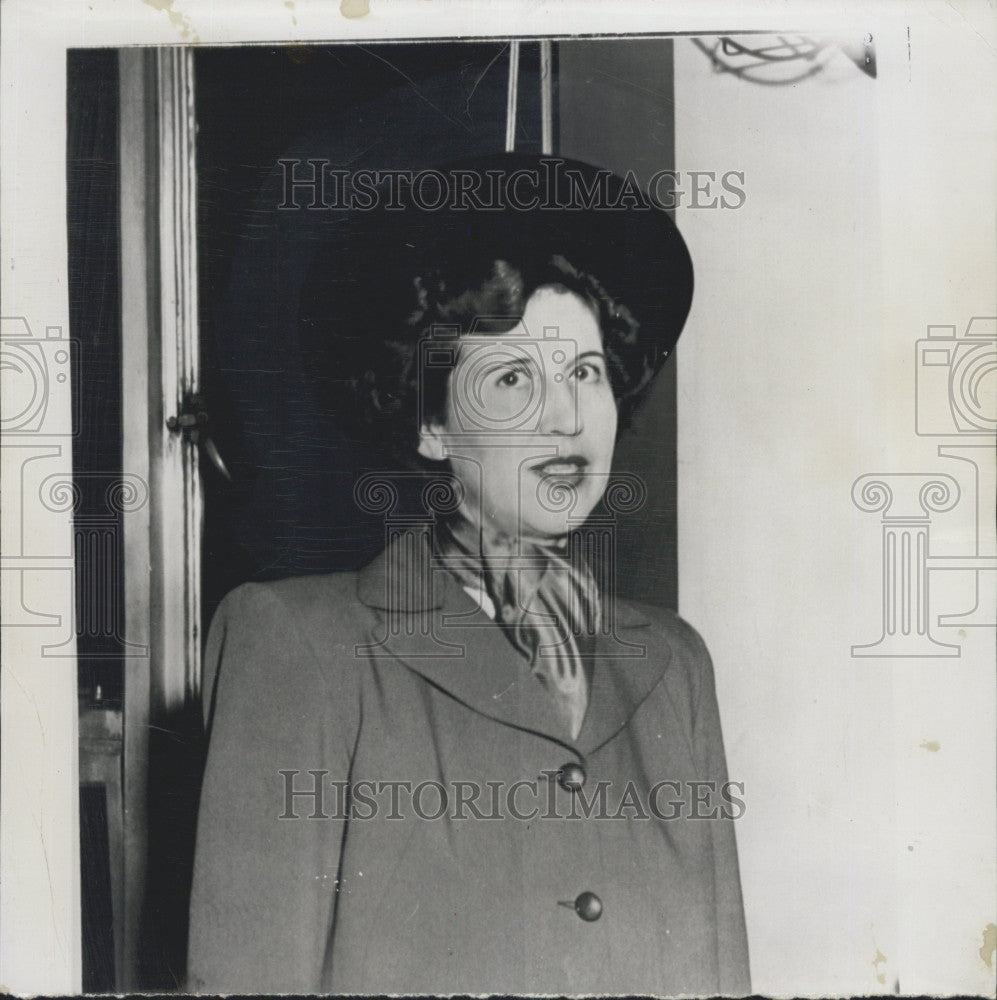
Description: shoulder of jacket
xmin=614 ymin=597 xmax=711 ymax=655
xmin=204 ymin=572 xmax=368 ymax=732
xmin=218 ymin=571 xmax=362 ymax=621
xmin=615 ymin=598 xmax=715 ymax=713
xmin=212 ymin=571 xmax=375 ymax=663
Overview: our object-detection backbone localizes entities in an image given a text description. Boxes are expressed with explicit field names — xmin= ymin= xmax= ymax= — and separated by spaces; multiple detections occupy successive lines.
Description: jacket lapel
xmin=574 ymin=623 xmax=672 ymax=755
xmin=355 ymin=530 xmax=672 ymax=751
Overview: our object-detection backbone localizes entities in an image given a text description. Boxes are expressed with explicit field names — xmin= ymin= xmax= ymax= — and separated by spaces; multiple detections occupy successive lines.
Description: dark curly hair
xmin=301 ymin=248 xmax=664 ymax=470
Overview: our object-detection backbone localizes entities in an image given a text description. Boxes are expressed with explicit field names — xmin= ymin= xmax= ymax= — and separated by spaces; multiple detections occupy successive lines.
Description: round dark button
xmin=557 ymin=762 xmax=586 ymax=791
xmin=574 ymin=891 xmax=603 ymax=922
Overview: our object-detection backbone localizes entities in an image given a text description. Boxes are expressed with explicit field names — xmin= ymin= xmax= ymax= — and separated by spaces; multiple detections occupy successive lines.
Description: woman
xmin=188 ymin=154 xmax=750 ymax=995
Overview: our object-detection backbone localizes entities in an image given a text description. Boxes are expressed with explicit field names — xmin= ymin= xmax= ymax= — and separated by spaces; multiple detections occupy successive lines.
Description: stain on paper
xmin=141 ymin=0 xmax=198 ymax=41
xmin=341 ymin=0 xmax=370 ymax=17
xmin=284 ymin=0 xmax=297 ymax=27
xmin=919 ymin=739 xmax=940 ymax=752
xmin=981 ymin=923 xmax=997 ymax=969
xmin=873 ymin=946 xmax=887 ymax=985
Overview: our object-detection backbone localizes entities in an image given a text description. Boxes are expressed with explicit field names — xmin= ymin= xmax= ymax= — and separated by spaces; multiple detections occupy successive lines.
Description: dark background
xmin=197 ymin=42 xmax=556 ymax=631
xmin=68 ymin=47 xmax=122 ymax=991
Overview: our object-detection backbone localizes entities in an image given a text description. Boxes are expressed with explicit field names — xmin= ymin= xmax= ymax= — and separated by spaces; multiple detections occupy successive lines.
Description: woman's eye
xmin=497 ymin=368 xmax=527 ymax=387
xmin=573 ymin=362 xmax=604 ymax=383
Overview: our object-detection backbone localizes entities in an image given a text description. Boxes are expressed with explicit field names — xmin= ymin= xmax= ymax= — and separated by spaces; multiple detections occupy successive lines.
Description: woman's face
xmin=418 ymin=286 xmax=619 ymax=539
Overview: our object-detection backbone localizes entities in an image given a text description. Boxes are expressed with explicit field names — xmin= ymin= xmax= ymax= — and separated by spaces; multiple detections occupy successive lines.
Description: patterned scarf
xmin=433 ymin=512 xmax=601 ymax=739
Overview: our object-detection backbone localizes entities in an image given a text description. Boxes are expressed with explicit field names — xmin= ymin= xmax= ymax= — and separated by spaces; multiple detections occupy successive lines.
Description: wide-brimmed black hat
xmin=211 ymin=146 xmax=695 ymax=582
xmin=299 ymin=151 xmax=694 ymax=392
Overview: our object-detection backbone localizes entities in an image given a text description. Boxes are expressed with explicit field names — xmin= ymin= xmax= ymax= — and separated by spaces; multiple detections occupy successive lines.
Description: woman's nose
xmin=538 ymin=373 xmax=579 ymax=435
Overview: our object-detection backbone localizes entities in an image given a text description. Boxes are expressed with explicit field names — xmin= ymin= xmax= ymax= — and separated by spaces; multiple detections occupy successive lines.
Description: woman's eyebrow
xmin=570 ymin=350 xmax=607 ymax=367
xmin=481 ymin=353 xmax=541 ymax=375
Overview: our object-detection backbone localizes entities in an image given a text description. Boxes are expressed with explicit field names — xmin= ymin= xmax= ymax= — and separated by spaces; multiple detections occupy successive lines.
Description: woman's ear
xmin=417 ymin=421 xmax=447 ymax=462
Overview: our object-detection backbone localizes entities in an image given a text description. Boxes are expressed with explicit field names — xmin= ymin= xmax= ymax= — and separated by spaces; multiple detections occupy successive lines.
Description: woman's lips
xmin=528 ymin=455 xmax=589 ymax=483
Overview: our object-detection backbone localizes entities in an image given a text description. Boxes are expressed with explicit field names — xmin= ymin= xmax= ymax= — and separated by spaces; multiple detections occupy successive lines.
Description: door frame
xmin=119 ymin=45 xmax=202 ymax=990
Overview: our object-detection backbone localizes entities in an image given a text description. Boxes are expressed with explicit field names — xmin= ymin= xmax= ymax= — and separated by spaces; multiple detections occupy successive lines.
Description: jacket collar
xmin=355 ymin=529 xmax=671 ymax=754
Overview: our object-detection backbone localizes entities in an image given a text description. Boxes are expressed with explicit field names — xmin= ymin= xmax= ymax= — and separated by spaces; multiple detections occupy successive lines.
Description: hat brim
xmin=300 ymin=152 xmax=694 ymax=385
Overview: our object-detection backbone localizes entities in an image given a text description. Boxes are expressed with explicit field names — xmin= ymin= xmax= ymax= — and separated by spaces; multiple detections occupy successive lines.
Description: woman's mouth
xmin=528 ymin=455 xmax=590 ymax=482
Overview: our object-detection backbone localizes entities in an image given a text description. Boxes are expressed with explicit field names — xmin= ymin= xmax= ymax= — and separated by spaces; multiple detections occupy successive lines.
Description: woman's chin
xmin=519 ymin=484 xmax=601 ymax=537
xmin=474 ymin=492 xmax=600 ymax=542
xmin=519 ymin=505 xmax=595 ymax=541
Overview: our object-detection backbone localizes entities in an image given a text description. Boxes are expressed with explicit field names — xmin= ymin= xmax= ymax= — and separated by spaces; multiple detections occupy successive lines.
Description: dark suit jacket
xmin=187 ymin=532 xmax=750 ymax=995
